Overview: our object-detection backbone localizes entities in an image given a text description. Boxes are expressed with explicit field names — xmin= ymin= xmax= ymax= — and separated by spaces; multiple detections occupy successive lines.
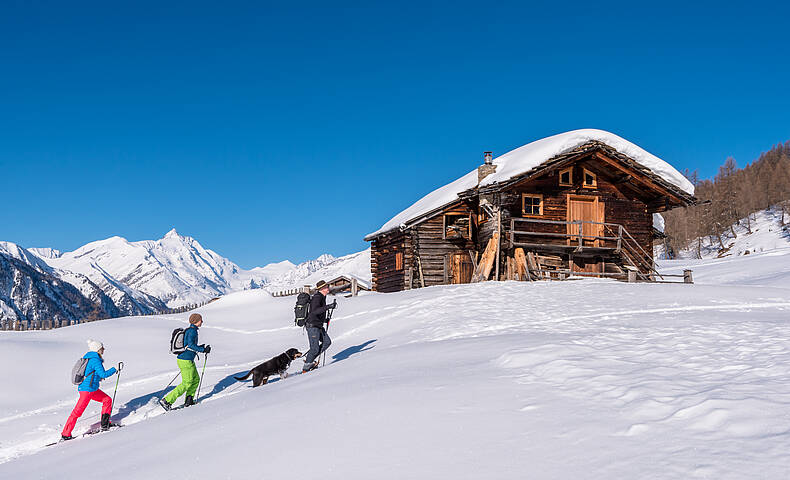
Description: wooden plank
xmin=471 ymin=231 xmax=499 ymax=282
xmin=514 ymin=248 xmax=530 ymax=281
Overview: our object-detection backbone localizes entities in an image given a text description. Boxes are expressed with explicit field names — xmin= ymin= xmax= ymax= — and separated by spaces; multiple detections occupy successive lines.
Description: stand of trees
xmin=663 ymin=141 xmax=790 ymax=258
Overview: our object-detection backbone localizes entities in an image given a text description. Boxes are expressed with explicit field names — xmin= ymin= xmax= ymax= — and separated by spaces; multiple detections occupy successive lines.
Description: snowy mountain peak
xmin=163 ymin=228 xmax=180 ymax=239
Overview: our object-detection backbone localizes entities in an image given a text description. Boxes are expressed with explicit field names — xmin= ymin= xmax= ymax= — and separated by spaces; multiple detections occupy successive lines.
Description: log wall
xmin=370 ymin=231 xmax=408 ymax=293
xmin=412 ymin=204 xmax=475 ymax=288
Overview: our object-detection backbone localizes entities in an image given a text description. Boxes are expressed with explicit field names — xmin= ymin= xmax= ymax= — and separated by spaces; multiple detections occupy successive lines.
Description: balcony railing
xmin=508 ymin=217 xmax=663 ymax=280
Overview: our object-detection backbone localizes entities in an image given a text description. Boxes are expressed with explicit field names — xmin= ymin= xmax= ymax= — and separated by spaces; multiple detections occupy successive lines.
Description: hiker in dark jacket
xmin=159 ymin=313 xmax=210 ymax=410
xmin=61 ymin=339 xmax=118 ymax=440
xmin=303 ymin=280 xmax=336 ymax=372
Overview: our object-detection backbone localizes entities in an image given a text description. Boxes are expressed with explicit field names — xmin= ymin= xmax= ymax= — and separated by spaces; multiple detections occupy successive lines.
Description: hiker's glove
xmin=330 ymin=300 xmax=337 ymax=309
xmin=204 ymin=345 xmax=212 ymax=354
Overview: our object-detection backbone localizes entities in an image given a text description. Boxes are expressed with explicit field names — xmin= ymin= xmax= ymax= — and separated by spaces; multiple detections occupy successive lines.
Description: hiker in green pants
xmin=160 ymin=313 xmax=210 ymax=410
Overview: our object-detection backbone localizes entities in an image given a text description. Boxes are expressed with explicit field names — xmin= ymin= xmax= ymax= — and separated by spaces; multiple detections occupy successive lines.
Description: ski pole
xmin=161 ymin=371 xmax=181 ymax=397
xmin=111 ymin=362 xmax=124 ymax=415
xmin=322 ymin=308 xmax=334 ymax=367
xmin=196 ymin=353 xmax=208 ymax=403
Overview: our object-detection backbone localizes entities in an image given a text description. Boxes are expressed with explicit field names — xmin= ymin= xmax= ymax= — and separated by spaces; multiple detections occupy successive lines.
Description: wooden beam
xmin=471 ymin=231 xmax=499 ymax=282
xmin=593 ymin=151 xmax=684 ymax=205
xmin=514 ymin=247 xmax=530 ymax=281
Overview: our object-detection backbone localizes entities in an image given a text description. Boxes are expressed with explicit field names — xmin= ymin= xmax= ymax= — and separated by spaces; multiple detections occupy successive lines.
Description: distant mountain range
xmin=0 ymin=230 xmax=370 ymax=330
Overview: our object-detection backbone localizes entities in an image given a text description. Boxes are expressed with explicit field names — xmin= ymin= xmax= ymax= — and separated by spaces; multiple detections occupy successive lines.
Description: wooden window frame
xmin=521 ymin=193 xmax=544 ymax=217
xmin=395 ymin=252 xmax=403 ymax=271
xmin=582 ymin=168 xmax=597 ymax=189
xmin=559 ymin=167 xmax=573 ymax=187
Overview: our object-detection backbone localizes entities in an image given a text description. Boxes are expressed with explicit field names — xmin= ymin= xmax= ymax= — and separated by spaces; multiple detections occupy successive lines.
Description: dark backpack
xmin=294 ymin=292 xmax=311 ymax=327
xmin=170 ymin=328 xmax=186 ymax=355
xmin=70 ymin=357 xmax=90 ymax=385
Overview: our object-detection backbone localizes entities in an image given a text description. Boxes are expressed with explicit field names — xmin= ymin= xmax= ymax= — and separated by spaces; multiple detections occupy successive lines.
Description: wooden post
xmin=417 ymin=255 xmax=425 ymax=288
xmin=494 ymin=209 xmax=502 ymax=281
xmin=406 ymin=267 xmax=413 ymax=290
xmin=351 ymin=278 xmax=359 ymax=296
xmin=514 ymin=248 xmax=530 ymax=281
xmin=471 ymin=231 xmax=499 ymax=282
xmin=683 ymin=269 xmax=693 ymax=284
xmin=628 ymin=270 xmax=637 ymax=283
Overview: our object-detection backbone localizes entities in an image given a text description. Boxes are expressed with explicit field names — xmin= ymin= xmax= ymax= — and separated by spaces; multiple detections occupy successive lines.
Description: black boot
xmin=159 ymin=398 xmax=172 ymax=411
xmin=185 ymin=395 xmax=195 ymax=407
xmin=101 ymin=413 xmax=111 ymax=431
xmin=61 ymin=434 xmax=74 ymax=441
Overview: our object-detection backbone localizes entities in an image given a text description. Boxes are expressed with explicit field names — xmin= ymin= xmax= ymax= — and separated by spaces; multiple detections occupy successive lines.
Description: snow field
xmin=1 ymin=258 xmax=790 ymax=478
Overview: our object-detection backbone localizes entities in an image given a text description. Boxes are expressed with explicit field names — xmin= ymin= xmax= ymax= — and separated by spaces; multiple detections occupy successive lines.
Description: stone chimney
xmin=478 ymin=151 xmax=496 ymax=184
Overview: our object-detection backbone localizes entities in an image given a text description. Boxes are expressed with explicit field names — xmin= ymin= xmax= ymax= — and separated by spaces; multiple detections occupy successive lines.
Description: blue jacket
xmin=78 ymin=351 xmax=117 ymax=392
xmin=177 ymin=325 xmax=206 ymax=361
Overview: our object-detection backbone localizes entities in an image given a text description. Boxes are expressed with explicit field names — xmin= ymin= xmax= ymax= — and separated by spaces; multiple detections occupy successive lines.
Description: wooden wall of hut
xmin=411 ymin=203 xmax=476 ymax=288
xmin=371 ymin=231 xmax=408 ymax=292
xmin=497 ymin=155 xmax=654 ymax=272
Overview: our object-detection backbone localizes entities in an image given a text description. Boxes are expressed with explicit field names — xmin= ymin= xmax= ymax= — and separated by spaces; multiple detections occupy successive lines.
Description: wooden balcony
xmin=507 ymin=217 xmax=626 ymax=254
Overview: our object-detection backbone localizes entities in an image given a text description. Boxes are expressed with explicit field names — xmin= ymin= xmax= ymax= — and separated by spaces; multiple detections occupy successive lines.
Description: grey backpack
xmin=170 ymin=328 xmax=186 ymax=355
xmin=71 ymin=358 xmax=90 ymax=385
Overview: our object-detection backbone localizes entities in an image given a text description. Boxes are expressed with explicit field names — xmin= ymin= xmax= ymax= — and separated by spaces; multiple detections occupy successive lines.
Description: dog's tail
xmin=234 ymin=370 xmax=253 ymax=381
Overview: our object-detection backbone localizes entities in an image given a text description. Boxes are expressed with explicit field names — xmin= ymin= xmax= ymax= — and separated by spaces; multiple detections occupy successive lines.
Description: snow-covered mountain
xmin=41 ymin=229 xmax=273 ymax=309
xmin=0 ymin=231 xmax=370 ymax=329
xmin=264 ymin=249 xmax=371 ymax=292
xmin=0 ymin=251 xmax=120 ymax=329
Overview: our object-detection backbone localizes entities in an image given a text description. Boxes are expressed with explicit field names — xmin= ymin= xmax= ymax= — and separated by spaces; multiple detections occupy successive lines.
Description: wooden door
xmin=566 ymin=195 xmax=605 ymax=247
xmin=447 ymin=252 xmax=473 ymax=284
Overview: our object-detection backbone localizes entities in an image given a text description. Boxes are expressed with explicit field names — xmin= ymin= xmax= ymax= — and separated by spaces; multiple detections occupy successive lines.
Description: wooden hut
xmin=365 ymin=129 xmax=697 ymax=292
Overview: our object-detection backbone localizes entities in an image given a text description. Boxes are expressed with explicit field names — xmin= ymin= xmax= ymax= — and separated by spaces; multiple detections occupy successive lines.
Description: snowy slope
xmin=2 ymin=250 xmax=790 ymax=479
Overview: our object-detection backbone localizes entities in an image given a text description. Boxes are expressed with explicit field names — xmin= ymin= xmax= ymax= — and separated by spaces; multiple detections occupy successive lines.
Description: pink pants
xmin=62 ymin=389 xmax=112 ymax=436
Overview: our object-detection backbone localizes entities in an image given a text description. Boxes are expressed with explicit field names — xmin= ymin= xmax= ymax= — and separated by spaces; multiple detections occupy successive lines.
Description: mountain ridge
xmin=0 ymin=231 xmax=370 ymax=330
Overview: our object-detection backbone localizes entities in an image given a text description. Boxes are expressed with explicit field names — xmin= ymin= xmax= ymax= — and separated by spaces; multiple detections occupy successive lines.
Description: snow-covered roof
xmin=366 ymin=129 xmax=694 ymax=240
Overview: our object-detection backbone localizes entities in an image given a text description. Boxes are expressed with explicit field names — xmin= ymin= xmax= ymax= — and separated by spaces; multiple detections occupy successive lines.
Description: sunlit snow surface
xmin=2 ymin=251 xmax=790 ymax=478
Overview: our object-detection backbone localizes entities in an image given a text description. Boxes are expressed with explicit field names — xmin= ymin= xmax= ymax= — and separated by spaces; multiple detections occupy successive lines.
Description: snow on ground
xmin=2 ymin=253 xmax=790 ymax=479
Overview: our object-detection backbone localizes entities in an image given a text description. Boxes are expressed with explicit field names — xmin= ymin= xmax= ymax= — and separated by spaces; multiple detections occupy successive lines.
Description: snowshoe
xmin=159 ymin=398 xmax=172 ymax=411
xmin=100 ymin=413 xmax=119 ymax=431
xmin=184 ymin=395 xmax=195 ymax=407
xmin=61 ymin=435 xmax=74 ymax=441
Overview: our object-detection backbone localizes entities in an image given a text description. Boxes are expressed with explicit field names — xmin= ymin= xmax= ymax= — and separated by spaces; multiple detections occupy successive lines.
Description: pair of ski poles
xmin=159 ymin=353 xmax=210 ymax=402
xmin=322 ymin=307 xmax=334 ymax=367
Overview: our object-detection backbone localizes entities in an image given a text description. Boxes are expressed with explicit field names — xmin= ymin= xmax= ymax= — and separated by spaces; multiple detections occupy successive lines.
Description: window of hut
xmin=582 ymin=168 xmax=597 ymax=188
xmin=522 ymin=194 xmax=543 ymax=216
xmin=444 ymin=214 xmax=470 ymax=239
xmin=559 ymin=167 xmax=573 ymax=186
xmin=395 ymin=252 xmax=403 ymax=271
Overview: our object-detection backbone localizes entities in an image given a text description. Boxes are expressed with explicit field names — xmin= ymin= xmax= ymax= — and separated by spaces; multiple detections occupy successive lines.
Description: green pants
xmin=164 ymin=359 xmax=199 ymax=404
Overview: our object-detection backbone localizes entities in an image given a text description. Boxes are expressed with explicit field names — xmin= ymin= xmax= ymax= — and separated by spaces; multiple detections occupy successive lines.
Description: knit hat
xmin=315 ymin=280 xmax=328 ymax=290
xmin=87 ymin=339 xmax=103 ymax=352
xmin=189 ymin=313 xmax=203 ymax=325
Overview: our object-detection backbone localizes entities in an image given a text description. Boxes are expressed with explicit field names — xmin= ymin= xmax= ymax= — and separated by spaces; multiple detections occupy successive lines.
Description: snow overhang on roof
xmin=365 ymin=129 xmax=695 ymax=241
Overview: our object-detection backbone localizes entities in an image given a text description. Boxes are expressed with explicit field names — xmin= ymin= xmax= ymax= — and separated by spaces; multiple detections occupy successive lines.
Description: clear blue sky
xmin=1 ymin=1 xmax=788 ymax=267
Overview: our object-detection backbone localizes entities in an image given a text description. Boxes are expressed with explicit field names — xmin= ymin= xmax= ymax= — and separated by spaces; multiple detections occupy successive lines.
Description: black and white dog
xmin=234 ymin=348 xmax=303 ymax=387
